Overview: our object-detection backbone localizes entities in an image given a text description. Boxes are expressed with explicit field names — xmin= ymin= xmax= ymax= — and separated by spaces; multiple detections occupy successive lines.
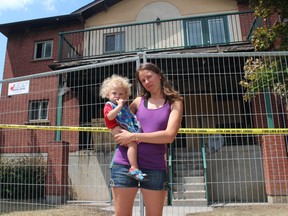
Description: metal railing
xmin=58 ymin=11 xmax=258 ymax=62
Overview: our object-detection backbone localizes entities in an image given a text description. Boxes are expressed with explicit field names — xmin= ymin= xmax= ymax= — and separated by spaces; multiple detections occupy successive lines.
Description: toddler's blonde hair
xmin=100 ymin=74 xmax=132 ymax=99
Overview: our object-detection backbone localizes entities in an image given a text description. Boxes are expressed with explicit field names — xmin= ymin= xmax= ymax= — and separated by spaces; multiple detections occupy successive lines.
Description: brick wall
xmin=0 ymin=22 xmax=83 ymax=153
xmin=0 ymin=76 xmax=79 ymax=153
xmin=3 ymin=22 xmax=83 ymax=79
xmin=261 ymin=135 xmax=288 ymax=198
xmin=251 ymin=94 xmax=285 ymax=144
xmin=46 ymin=141 xmax=69 ymax=204
xmin=237 ymin=1 xmax=253 ymax=41
xmin=62 ymin=92 xmax=80 ymax=152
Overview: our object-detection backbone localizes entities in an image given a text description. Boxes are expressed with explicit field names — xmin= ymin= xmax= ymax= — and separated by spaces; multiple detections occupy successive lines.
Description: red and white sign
xmin=8 ymin=80 xmax=30 ymax=96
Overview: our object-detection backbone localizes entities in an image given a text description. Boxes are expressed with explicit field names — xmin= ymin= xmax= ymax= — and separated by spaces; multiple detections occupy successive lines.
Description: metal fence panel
xmin=0 ymin=52 xmax=288 ymax=215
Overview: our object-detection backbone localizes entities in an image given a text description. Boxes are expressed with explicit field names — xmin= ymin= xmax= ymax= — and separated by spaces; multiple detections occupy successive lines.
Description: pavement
xmin=102 ymin=205 xmax=213 ymax=216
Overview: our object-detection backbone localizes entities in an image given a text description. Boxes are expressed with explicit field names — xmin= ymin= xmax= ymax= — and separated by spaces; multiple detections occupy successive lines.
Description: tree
xmin=249 ymin=0 xmax=288 ymax=51
xmin=239 ymin=0 xmax=288 ymax=102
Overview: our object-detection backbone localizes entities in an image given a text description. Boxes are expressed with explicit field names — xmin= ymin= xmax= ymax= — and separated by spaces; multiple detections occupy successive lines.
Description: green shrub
xmin=0 ymin=156 xmax=47 ymax=200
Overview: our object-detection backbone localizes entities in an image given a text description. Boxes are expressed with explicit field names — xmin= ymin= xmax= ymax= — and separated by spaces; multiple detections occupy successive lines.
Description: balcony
xmin=58 ymin=11 xmax=260 ymax=62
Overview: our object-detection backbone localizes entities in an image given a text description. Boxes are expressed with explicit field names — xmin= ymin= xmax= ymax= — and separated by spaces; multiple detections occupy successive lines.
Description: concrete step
xmin=172 ymin=198 xmax=207 ymax=206
xmin=174 ymin=183 xmax=206 ymax=191
xmin=170 ymin=151 xmax=207 ymax=207
xmin=184 ymin=176 xmax=205 ymax=184
xmin=173 ymin=190 xmax=206 ymax=199
xmin=173 ymin=151 xmax=202 ymax=159
xmin=173 ymin=162 xmax=203 ymax=170
xmin=174 ymin=169 xmax=204 ymax=177
xmin=173 ymin=176 xmax=205 ymax=184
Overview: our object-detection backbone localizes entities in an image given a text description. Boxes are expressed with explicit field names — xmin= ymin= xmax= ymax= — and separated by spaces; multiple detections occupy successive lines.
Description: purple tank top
xmin=113 ymin=97 xmax=171 ymax=170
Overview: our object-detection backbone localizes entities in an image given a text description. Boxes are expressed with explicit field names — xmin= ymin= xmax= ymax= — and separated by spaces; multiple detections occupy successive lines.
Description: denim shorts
xmin=109 ymin=162 xmax=169 ymax=191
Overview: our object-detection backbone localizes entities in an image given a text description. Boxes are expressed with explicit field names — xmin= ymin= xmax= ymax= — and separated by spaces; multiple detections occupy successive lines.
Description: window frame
xmin=103 ymin=32 xmax=125 ymax=53
xmin=184 ymin=16 xmax=230 ymax=47
xmin=28 ymin=100 xmax=49 ymax=122
xmin=34 ymin=40 xmax=53 ymax=60
xmin=185 ymin=20 xmax=204 ymax=47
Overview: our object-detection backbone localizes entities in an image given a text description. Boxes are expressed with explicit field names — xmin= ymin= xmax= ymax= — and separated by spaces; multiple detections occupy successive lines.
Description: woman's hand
xmin=114 ymin=129 xmax=133 ymax=145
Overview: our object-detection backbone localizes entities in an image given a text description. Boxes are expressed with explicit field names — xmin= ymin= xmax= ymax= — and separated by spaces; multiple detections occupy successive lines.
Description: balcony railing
xmin=58 ymin=11 xmax=260 ymax=62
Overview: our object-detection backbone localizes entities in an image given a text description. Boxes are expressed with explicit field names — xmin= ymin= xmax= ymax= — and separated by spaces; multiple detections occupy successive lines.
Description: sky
xmin=0 ymin=0 xmax=94 ymax=83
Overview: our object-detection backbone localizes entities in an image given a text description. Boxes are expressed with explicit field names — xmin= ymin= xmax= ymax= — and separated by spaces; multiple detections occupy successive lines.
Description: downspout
xmin=56 ymin=75 xmax=63 ymax=141
xmin=264 ymin=91 xmax=275 ymax=128
xmin=58 ymin=34 xmax=64 ymax=62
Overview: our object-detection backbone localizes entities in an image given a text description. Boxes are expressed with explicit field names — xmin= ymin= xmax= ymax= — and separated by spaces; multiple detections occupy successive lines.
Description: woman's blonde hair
xmin=99 ymin=74 xmax=132 ymax=99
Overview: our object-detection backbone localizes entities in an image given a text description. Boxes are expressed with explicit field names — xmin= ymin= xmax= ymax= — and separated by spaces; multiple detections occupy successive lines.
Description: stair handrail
xmin=168 ymin=143 xmax=173 ymax=205
xmin=201 ymin=136 xmax=209 ymax=205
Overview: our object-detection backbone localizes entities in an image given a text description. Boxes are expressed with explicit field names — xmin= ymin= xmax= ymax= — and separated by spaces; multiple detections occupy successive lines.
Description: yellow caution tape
xmin=178 ymin=128 xmax=288 ymax=134
xmin=0 ymin=124 xmax=110 ymax=132
xmin=0 ymin=124 xmax=288 ymax=134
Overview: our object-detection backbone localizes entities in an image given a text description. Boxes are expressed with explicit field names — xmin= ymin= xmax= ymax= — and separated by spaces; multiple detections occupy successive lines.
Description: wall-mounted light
xmin=156 ymin=17 xmax=161 ymax=26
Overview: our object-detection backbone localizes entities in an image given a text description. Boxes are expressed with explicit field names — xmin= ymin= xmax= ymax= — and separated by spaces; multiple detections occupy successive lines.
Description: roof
xmin=0 ymin=14 xmax=83 ymax=36
xmin=0 ymin=0 xmax=122 ymax=37
xmin=72 ymin=0 xmax=122 ymax=18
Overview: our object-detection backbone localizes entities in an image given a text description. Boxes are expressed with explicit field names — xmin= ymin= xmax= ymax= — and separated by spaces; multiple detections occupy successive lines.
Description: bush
xmin=0 ymin=156 xmax=47 ymax=200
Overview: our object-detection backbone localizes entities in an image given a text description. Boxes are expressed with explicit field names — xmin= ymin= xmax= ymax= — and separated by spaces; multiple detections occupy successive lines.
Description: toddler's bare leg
xmin=127 ymin=142 xmax=138 ymax=171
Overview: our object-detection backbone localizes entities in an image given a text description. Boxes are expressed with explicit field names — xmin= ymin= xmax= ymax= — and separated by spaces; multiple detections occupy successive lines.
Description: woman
xmin=111 ymin=62 xmax=183 ymax=216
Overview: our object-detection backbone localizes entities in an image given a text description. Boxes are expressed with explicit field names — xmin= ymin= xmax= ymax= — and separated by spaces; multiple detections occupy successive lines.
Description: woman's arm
xmin=115 ymin=99 xmax=183 ymax=145
xmin=129 ymin=97 xmax=141 ymax=114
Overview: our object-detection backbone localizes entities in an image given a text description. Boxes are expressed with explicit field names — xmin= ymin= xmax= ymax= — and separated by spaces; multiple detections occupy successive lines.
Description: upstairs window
xmin=104 ymin=32 xmax=125 ymax=53
xmin=186 ymin=20 xmax=203 ymax=46
xmin=34 ymin=40 xmax=53 ymax=60
xmin=185 ymin=16 xmax=229 ymax=47
xmin=28 ymin=100 xmax=48 ymax=121
xmin=208 ymin=18 xmax=226 ymax=44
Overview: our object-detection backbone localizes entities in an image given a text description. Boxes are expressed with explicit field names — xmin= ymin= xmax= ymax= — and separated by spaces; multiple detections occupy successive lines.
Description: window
xmin=28 ymin=100 xmax=48 ymax=121
xmin=34 ymin=40 xmax=53 ymax=60
xmin=208 ymin=18 xmax=226 ymax=44
xmin=185 ymin=16 xmax=229 ymax=47
xmin=104 ymin=32 xmax=125 ymax=53
xmin=186 ymin=20 xmax=203 ymax=46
